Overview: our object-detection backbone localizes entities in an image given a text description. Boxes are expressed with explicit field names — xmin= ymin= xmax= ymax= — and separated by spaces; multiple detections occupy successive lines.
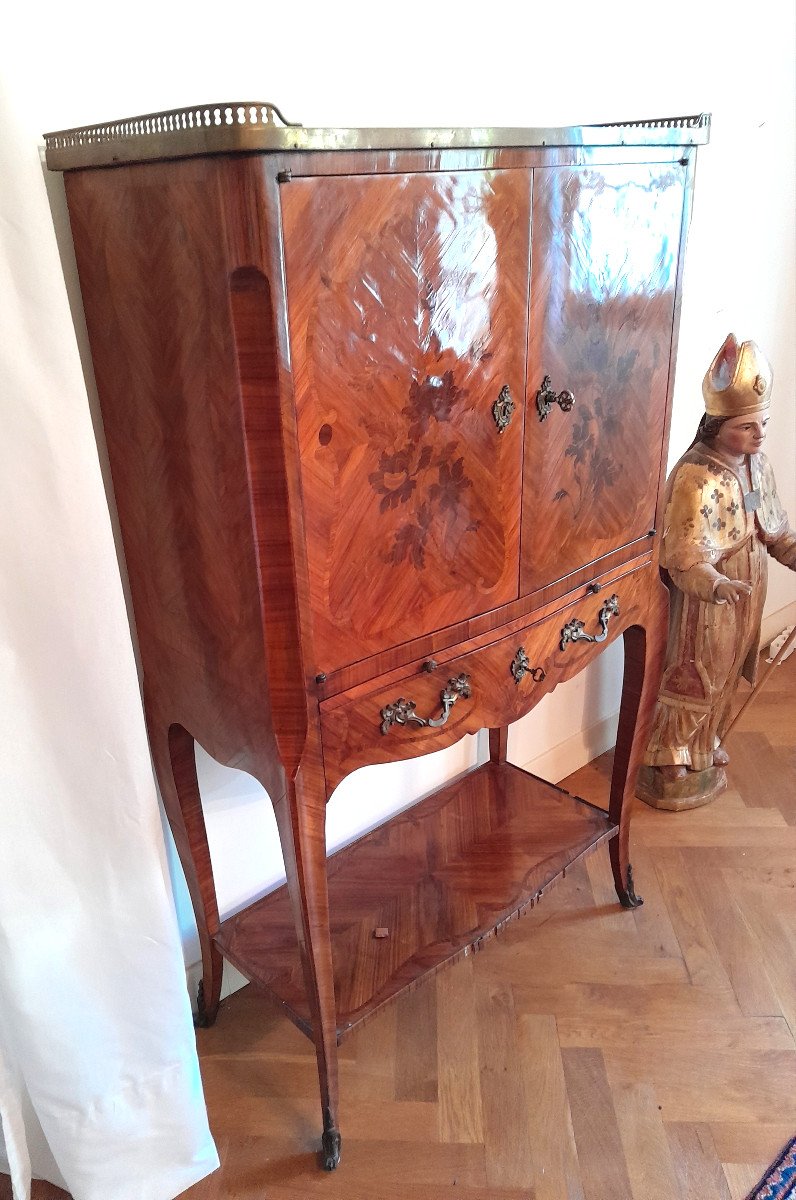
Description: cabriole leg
xmin=150 ymin=720 xmax=223 ymax=1027
xmin=273 ymin=779 xmax=341 ymax=1170
xmin=609 ymin=594 xmax=667 ymax=907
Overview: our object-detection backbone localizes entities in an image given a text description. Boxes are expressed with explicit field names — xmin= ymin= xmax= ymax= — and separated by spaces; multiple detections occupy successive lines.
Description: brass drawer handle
xmin=380 ymin=674 xmax=472 ymax=735
xmin=536 ymin=374 xmax=575 ymax=421
xmin=510 ymin=648 xmax=546 ymax=685
xmin=492 ymin=384 xmax=514 ymax=433
xmin=560 ymin=594 xmax=620 ymax=651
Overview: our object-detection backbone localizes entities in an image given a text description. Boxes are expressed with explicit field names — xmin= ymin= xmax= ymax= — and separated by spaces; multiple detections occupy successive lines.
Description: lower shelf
xmin=214 ymin=760 xmax=615 ymax=1041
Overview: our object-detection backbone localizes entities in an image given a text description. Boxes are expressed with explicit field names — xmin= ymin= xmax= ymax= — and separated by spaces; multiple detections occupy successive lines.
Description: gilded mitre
xmin=702 ymin=332 xmax=773 ymax=418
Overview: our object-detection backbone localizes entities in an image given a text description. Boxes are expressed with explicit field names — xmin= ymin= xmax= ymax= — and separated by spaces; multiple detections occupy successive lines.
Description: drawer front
xmin=321 ymin=562 xmax=656 ymax=791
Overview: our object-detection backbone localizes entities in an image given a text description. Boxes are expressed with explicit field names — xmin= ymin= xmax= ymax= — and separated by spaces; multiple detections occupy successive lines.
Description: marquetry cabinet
xmin=46 ymin=104 xmax=709 ymax=1169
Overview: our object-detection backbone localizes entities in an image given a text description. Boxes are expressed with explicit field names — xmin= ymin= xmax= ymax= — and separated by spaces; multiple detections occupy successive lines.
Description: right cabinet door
xmin=521 ymin=162 xmax=687 ymax=594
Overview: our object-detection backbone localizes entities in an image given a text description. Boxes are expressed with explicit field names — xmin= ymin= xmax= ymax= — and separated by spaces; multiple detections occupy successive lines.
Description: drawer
xmin=320 ymin=561 xmax=656 ymax=791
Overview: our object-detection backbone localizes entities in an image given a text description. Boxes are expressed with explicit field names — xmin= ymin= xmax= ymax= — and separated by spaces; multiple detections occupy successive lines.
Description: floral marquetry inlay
xmin=282 ymin=167 xmax=530 ymax=669
xmin=368 ymin=372 xmax=478 ymax=570
xmin=521 ymin=162 xmax=687 ymax=593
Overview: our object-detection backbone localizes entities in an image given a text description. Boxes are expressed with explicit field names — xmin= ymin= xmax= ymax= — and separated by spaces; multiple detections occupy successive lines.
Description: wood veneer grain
xmin=57 ymin=128 xmax=697 ymax=1165
xmin=215 ymin=761 xmax=615 ymax=1039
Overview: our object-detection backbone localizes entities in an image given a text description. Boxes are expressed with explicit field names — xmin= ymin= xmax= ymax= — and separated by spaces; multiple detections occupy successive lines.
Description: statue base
xmin=635 ymin=764 xmax=728 ymax=811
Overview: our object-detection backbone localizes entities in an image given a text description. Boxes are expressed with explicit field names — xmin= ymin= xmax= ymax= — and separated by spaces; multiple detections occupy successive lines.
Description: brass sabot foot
xmin=321 ymin=1128 xmax=341 ymax=1170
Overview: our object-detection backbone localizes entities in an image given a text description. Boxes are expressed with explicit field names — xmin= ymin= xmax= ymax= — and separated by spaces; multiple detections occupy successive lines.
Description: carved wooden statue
xmin=637 ymin=333 xmax=796 ymax=810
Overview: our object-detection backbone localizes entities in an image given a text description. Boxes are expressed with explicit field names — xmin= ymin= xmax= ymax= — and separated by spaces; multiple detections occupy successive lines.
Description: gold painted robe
xmin=644 ymin=442 xmax=796 ymax=771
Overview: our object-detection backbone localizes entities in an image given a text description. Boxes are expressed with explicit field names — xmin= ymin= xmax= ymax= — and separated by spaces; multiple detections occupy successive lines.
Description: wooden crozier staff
xmin=721 ymin=622 xmax=796 ymax=739
xmin=637 ymin=333 xmax=796 ymax=811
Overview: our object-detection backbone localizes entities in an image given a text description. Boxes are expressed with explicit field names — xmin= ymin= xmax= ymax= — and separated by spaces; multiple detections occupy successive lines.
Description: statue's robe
xmin=644 ymin=442 xmax=796 ymax=771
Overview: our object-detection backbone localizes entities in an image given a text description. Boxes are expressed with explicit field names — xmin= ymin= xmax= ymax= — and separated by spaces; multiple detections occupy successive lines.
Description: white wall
xmin=5 ymin=0 xmax=794 ymax=978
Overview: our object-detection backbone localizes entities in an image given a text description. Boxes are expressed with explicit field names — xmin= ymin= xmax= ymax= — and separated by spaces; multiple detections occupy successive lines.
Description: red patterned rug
xmin=746 ymin=1137 xmax=796 ymax=1200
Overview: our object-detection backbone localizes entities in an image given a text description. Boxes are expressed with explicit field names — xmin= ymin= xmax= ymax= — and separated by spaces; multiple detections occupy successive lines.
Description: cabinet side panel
xmin=64 ymin=160 xmax=281 ymax=788
xmin=229 ymin=267 xmax=308 ymax=775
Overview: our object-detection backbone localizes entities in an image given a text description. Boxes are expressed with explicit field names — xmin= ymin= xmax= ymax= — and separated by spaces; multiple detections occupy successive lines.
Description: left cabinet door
xmin=281 ymin=169 xmax=530 ymax=675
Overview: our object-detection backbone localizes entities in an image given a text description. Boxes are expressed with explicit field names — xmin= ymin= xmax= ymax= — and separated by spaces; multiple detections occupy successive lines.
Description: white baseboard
xmin=519 ymin=710 xmax=620 ymax=784
xmin=761 ymin=600 xmax=796 ymax=651
xmin=186 ymin=958 xmax=250 ymax=1012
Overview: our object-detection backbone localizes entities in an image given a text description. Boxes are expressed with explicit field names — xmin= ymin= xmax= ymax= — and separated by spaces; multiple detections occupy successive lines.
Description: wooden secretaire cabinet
xmin=46 ymin=105 xmax=709 ymax=1168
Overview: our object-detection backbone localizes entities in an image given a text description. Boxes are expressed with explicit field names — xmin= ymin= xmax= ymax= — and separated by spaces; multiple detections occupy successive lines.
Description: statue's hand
xmin=714 ymin=579 xmax=753 ymax=604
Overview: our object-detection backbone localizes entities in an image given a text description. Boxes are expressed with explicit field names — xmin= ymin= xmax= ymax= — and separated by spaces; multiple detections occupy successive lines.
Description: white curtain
xmin=0 ymin=71 xmax=218 ymax=1200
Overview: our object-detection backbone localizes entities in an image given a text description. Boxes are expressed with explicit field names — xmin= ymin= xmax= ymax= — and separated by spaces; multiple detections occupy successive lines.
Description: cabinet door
xmin=282 ymin=170 xmax=530 ymax=674
xmin=521 ymin=163 xmax=686 ymax=593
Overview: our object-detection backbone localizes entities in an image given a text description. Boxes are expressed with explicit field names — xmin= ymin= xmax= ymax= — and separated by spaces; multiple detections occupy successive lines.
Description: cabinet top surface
xmin=44 ymin=101 xmax=711 ymax=171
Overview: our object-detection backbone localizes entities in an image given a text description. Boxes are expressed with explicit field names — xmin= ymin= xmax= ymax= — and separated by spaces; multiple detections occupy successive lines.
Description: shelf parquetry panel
xmin=215 ymin=761 xmax=615 ymax=1039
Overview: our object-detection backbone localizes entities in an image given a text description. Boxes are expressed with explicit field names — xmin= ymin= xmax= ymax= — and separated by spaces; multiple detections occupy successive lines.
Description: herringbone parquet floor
xmin=5 ymin=652 xmax=795 ymax=1200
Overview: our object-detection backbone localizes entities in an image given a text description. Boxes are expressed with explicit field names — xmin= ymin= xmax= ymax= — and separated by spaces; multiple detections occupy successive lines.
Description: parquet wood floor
xmin=4 ymin=652 xmax=795 ymax=1200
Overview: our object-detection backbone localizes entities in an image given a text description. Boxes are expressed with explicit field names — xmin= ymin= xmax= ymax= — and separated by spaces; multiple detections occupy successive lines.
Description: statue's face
xmin=715 ymin=410 xmax=770 ymax=457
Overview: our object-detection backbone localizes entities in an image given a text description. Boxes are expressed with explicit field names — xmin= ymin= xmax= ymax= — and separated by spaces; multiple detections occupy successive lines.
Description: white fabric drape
xmin=0 ymin=70 xmax=218 ymax=1200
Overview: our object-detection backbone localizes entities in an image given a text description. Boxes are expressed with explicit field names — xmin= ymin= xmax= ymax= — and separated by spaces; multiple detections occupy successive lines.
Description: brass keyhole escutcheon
xmin=510 ymin=648 xmax=546 ymax=685
xmin=536 ymin=375 xmax=575 ymax=421
xmin=492 ymin=385 xmax=514 ymax=433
